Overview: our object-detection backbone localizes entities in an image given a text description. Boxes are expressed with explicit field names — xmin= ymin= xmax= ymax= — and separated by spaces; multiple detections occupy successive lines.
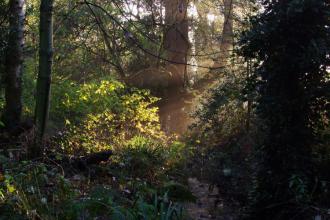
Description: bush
xmin=111 ymin=136 xmax=167 ymax=180
xmin=49 ymin=77 xmax=164 ymax=154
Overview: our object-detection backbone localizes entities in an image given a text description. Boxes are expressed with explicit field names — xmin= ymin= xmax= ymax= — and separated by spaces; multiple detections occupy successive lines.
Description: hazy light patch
xmin=161 ymin=6 xmax=165 ymax=24
xmin=207 ymin=13 xmax=216 ymax=25
xmin=188 ymin=3 xmax=198 ymax=83
xmin=129 ymin=3 xmax=139 ymax=16
xmin=188 ymin=2 xmax=198 ymax=19
xmin=123 ymin=2 xmax=151 ymax=20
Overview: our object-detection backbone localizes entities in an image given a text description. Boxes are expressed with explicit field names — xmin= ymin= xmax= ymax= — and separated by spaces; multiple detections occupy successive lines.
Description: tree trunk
xmin=214 ymin=0 xmax=233 ymax=68
xmin=3 ymin=0 xmax=25 ymax=131
xmin=164 ymin=0 xmax=190 ymax=85
xmin=246 ymin=58 xmax=252 ymax=132
xmin=33 ymin=0 xmax=54 ymax=157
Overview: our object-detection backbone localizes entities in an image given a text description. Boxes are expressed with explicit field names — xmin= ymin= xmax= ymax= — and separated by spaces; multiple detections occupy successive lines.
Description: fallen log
xmin=48 ymin=150 xmax=113 ymax=171
xmin=76 ymin=150 xmax=113 ymax=167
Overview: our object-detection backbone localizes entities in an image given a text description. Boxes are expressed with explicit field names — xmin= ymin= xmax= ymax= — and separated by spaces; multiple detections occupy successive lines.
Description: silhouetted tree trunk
xmin=164 ymin=0 xmax=189 ymax=84
xmin=246 ymin=58 xmax=252 ymax=131
xmin=3 ymin=0 xmax=25 ymax=131
xmin=214 ymin=0 xmax=233 ymax=68
xmin=33 ymin=0 xmax=54 ymax=157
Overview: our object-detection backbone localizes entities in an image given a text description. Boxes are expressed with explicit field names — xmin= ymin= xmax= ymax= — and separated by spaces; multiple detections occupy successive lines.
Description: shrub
xmin=50 ymin=77 xmax=164 ymax=154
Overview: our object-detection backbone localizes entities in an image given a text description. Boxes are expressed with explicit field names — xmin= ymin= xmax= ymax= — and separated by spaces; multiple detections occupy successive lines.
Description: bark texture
xmin=164 ymin=0 xmax=190 ymax=83
xmin=214 ymin=0 xmax=233 ymax=68
xmin=34 ymin=0 xmax=54 ymax=157
xmin=3 ymin=0 xmax=25 ymax=131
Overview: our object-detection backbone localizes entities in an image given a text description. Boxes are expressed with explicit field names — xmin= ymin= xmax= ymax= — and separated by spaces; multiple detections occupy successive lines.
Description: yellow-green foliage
xmin=50 ymin=77 xmax=164 ymax=153
xmin=0 ymin=68 xmax=165 ymax=153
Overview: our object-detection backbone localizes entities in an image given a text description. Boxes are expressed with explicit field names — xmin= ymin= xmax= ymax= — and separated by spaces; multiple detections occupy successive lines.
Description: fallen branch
xmin=49 ymin=150 xmax=113 ymax=171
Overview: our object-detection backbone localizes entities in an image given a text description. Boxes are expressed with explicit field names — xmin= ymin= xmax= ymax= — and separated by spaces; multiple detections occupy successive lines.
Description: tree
xmin=2 ymin=0 xmax=25 ymax=131
xmin=84 ymin=1 xmax=125 ymax=78
xmin=33 ymin=0 xmax=54 ymax=157
xmin=164 ymin=0 xmax=190 ymax=82
xmin=214 ymin=0 xmax=233 ymax=68
xmin=240 ymin=0 xmax=330 ymax=219
xmin=0 ymin=0 xmax=9 ymax=79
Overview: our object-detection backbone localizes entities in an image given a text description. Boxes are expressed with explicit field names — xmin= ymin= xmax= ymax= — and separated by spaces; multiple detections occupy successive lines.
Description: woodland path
xmin=156 ymin=71 xmax=237 ymax=219
xmin=185 ymin=178 xmax=237 ymax=220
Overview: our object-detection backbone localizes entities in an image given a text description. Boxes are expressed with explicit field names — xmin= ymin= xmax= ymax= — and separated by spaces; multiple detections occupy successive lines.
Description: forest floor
xmin=185 ymin=178 xmax=237 ymax=220
xmin=156 ymin=77 xmax=241 ymax=219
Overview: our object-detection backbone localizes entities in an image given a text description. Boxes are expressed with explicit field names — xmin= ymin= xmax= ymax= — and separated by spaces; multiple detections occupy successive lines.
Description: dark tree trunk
xmin=246 ymin=58 xmax=252 ymax=132
xmin=164 ymin=0 xmax=190 ymax=84
xmin=3 ymin=0 xmax=25 ymax=131
xmin=214 ymin=0 xmax=233 ymax=68
xmin=33 ymin=0 xmax=54 ymax=157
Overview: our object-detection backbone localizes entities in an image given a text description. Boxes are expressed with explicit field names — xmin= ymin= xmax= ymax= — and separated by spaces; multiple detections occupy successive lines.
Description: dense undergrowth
xmin=186 ymin=63 xmax=330 ymax=218
xmin=0 ymin=139 xmax=192 ymax=219
xmin=185 ymin=67 xmax=257 ymax=215
xmin=0 ymin=73 xmax=194 ymax=220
